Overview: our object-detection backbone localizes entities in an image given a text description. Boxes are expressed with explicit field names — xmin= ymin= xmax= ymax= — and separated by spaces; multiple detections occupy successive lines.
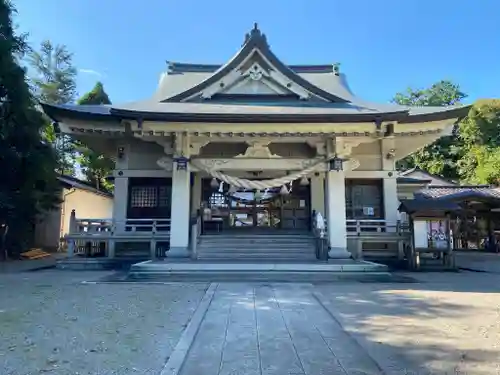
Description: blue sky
xmin=14 ymin=0 xmax=500 ymax=104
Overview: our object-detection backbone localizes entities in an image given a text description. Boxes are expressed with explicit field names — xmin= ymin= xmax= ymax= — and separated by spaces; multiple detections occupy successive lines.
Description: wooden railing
xmin=346 ymin=219 xmax=410 ymax=235
xmin=72 ymin=218 xmax=171 ymax=234
xmin=312 ymin=215 xmax=411 ymax=260
xmin=66 ymin=210 xmax=171 ymax=259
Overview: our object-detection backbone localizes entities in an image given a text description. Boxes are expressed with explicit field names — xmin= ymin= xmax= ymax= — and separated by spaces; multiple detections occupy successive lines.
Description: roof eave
xmin=400 ymin=105 xmax=471 ymax=124
xmin=109 ymin=107 xmax=407 ymax=124
xmin=41 ymin=103 xmax=119 ymax=123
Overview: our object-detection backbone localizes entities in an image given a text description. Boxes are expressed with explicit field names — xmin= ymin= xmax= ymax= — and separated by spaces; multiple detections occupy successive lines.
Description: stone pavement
xmin=2 ymin=270 xmax=500 ymax=375
xmin=178 ymin=283 xmax=382 ymax=375
xmin=455 ymin=251 xmax=500 ymax=273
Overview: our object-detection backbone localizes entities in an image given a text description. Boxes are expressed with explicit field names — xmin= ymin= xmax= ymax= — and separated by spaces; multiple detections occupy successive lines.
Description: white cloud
xmin=79 ymin=68 xmax=102 ymax=77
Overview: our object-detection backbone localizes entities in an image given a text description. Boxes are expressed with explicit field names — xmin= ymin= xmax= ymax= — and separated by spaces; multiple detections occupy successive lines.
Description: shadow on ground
xmin=317 ymin=271 xmax=500 ymax=375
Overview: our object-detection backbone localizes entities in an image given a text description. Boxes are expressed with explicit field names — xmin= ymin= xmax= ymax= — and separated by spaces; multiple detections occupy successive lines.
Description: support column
xmin=112 ymin=176 xmax=128 ymax=232
xmin=169 ymin=164 xmax=191 ymax=257
xmin=191 ymin=173 xmax=202 ymax=216
xmin=383 ymin=176 xmax=399 ymax=227
xmin=381 ymin=137 xmax=399 ymax=229
xmin=310 ymin=174 xmax=325 ymax=216
xmin=325 ymin=170 xmax=351 ymax=259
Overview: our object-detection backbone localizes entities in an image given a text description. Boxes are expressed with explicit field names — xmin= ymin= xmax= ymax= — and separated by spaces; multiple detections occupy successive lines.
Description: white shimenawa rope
xmin=190 ymin=160 xmax=324 ymax=189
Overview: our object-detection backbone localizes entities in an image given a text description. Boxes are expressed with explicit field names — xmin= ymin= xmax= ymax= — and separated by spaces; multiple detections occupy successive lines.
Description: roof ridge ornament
xmin=333 ymin=62 xmax=340 ymax=76
xmin=243 ymin=22 xmax=268 ymax=47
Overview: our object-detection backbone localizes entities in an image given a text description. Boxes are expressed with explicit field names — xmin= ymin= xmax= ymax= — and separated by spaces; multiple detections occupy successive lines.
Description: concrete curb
xmin=160 ymin=282 xmax=218 ymax=375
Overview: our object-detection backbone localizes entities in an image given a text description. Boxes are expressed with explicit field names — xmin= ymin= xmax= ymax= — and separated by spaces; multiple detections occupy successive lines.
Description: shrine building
xmin=41 ymin=24 xmax=468 ymax=262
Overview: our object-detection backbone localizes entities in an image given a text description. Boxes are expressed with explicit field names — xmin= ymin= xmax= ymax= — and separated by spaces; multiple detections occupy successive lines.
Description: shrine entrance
xmin=201 ymin=179 xmax=311 ymax=231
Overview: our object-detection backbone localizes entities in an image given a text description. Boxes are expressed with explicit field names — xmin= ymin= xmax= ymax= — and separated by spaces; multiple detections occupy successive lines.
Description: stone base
xmin=328 ymin=247 xmax=352 ymax=259
xmin=167 ymin=246 xmax=190 ymax=258
xmin=128 ymin=259 xmax=390 ymax=282
xmin=56 ymin=257 xmax=140 ymax=270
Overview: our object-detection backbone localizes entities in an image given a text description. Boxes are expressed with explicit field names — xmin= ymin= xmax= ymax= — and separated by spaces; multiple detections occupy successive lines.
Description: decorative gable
xmin=164 ymin=24 xmax=349 ymax=103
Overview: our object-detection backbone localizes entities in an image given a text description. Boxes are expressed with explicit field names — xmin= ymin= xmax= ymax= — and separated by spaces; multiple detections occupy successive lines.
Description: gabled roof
xmin=40 ymin=24 xmax=471 ymax=125
xmin=397 ymin=176 xmax=432 ymax=185
xmin=399 ymin=167 xmax=457 ymax=185
xmin=163 ymin=24 xmax=349 ymax=103
xmin=58 ymin=175 xmax=113 ymax=198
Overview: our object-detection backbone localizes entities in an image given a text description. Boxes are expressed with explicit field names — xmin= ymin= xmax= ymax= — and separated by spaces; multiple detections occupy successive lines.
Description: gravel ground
xmin=317 ymin=271 xmax=500 ymax=375
xmin=0 ymin=271 xmax=208 ymax=375
xmin=2 ymin=263 xmax=500 ymax=375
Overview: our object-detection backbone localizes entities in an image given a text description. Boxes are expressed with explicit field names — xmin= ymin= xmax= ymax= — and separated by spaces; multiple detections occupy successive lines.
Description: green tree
xmin=393 ymin=80 xmax=467 ymax=179
xmin=77 ymin=81 xmax=110 ymax=105
xmin=76 ymin=82 xmax=114 ymax=191
xmin=28 ymin=40 xmax=78 ymax=176
xmin=0 ymin=0 xmax=60 ymax=258
xmin=457 ymin=99 xmax=500 ymax=184
xmin=28 ymin=40 xmax=77 ymax=104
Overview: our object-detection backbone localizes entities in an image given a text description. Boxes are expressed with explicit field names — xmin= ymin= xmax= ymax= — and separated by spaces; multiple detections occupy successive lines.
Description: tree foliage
xmin=393 ymin=80 xmax=467 ymax=179
xmin=457 ymin=99 xmax=500 ymax=184
xmin=77 ymin=81 xmax=110 ymax=106
xmin=0 ymin=0 xmax=60 ymax=258
xmin=28 ymin=40 xmax=78 ymax=176
xmin=76 ymin=82 xmax=114 ymax=192
xmin=27 ymin=40 xmax=77 ymax=104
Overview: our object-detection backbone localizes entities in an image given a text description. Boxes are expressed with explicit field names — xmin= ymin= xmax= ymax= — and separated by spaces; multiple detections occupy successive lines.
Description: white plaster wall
xmin=33 ymin=188 xmax=113 ymax=249
xmin=62 ymin=190 xmax=113 ymax=235
xmin=352 ymin=142 xmax=382 ymax=171
xmin=127 ymin=141 xmax=165 ymax=170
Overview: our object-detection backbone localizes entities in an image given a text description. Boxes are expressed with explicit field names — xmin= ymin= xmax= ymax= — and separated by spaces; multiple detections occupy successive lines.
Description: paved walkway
xmin=178 ymin=283 xmax=382 ymax=375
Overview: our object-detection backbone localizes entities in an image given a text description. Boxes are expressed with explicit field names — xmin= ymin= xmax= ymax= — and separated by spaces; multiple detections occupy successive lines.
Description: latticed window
xmin=209 ymin=192 xmax=227 ymax=208
xmin=158 ymin=186 xmax=170 ymax=207
xmin=130 ymin=186 xmax=158 ymax=208
xmin=345 ymin=179 xmax=383 ymax=219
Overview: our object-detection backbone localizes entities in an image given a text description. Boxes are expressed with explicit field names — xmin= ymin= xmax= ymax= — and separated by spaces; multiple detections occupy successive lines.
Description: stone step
xmin=197 ymin=253 xmax=316 ymax=260
xmin=128 ymin=271 xmax=392 ymax=282
xmin=198 ymin=244 xmax=316 ymax=251
xmin=200 ymin=235 xmax=315 ymax=241
xmin=199 ymin=239 xmax=315 ymax=245
xmin=128 ymin=260 xmax=390 ymax=282
xmin=198 ymin=248 xmax=315 ymax=254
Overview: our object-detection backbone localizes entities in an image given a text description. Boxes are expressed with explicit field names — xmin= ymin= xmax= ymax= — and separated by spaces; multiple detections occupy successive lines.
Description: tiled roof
xmin=57 ymin=175 xmax=113 ymax=198
xmin=417 ymin=186 xmax=500 ymax=200
xmin=398 ymin=198 xmax=461 ymax=214
xmin=397 ymin=177 xmax=431 ymax=184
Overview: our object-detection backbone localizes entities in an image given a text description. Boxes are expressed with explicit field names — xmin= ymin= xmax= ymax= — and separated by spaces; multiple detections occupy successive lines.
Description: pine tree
xmin=0 ymin=0 xmax=60 ymax=258
xmin=28 ymin=39 xmax=78 ymax=176
xmin=77 ymin=82 xmax=114 ymax=191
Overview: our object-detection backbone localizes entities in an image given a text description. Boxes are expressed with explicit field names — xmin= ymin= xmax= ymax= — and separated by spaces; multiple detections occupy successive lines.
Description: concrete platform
xmin=128 ymin=259 xmax=390 ymax=282
xmin=56 ymin=257 xmax=147 ymax=270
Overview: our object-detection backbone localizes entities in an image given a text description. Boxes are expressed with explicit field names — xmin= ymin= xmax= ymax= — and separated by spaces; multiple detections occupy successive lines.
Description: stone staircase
xmin=195 ymin=232 xmax=317 ymax=261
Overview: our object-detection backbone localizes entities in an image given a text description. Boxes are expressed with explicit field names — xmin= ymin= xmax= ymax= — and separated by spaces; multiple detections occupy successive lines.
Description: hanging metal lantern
xmin=299 ymin=176 xmax=309 ymax=186
xmin=173 ymin=155 xmax=189 ymax=170
xmin=210 ymin=177 xmax=219 ymax=189
xmin=328 ymin=155 xmax=345 ymax=171
xmin=280 ymin=184 xmax=289 ymax=195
